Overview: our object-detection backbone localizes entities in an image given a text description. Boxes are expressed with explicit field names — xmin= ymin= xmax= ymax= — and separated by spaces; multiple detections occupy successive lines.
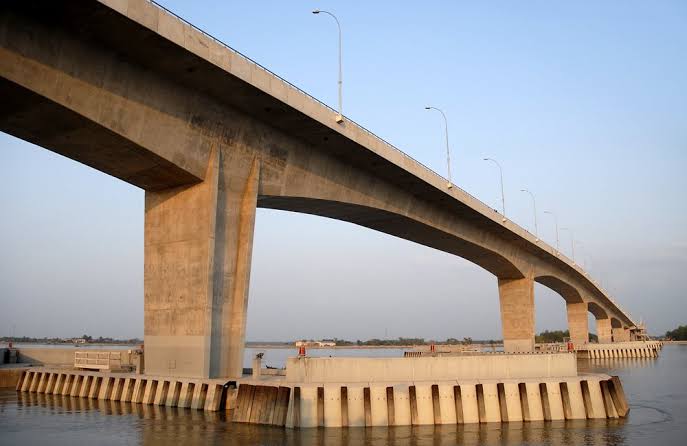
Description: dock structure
xmin=15 ymin=368 xmax=231 ymax=412
xmin=577 ymin=341 xmax=663 ymax=359
xmin=14 ymin=352 xmax=630 ymax=427
xmin=233 ymin=374 xmax=627 ymax=427
xmin=232 ymin=353 xmax=629 ymax=427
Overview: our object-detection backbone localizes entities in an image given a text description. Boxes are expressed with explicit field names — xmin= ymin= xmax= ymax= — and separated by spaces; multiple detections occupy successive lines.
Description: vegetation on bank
xmin=9 ymin=329 xmax=623 ymax=347
xmin=535 ymin=330 xmax=598 ymax=343
xmin=4 ymin=335 xmax=502 ymax=348
xmin=665 ymin=325 xmax=687 ymax=341
xmin=296 ymin=337 xmax=501 ymax=346
xmin=1 ymin=335 xmax=143 ymax=345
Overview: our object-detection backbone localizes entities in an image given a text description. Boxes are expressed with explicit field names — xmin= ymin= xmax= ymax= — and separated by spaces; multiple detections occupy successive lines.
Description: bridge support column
xmin=498 ymin=278 xmax=535 ymax=352
xmin=144 ymin=149 xmax=259 ymax=379
xmin=596 ymin=319 xmax=612 ymax=344
xmin=566 ymin=302 xmax=589 ymax=345
xmin=612 ymin=328 xmax=630 ymax=343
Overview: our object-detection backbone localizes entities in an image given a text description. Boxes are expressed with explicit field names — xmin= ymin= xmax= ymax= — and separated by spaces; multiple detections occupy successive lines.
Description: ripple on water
xmin=1 ymin=346 xmax=686 ymax=446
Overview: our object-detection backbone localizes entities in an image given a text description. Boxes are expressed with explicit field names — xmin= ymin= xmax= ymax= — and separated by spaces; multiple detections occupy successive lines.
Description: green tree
xmin=665 ymin=325 xmax=687 ymax=341
xmin=535 ymin=330 xmax=569 ymax=343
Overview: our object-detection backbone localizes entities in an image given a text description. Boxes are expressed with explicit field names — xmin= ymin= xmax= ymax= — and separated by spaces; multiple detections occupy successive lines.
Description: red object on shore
xmin=430 ymin=344 xmax=436 ymax=353
xmin=567 ymin=342 xmax=574 ymax=351
xmin=298 ymin=346 xmax=306 ymax=356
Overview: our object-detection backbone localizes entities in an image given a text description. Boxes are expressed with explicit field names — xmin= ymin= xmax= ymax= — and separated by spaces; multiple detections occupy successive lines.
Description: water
xmin=243 ymin=347 xmax=408 ymax=369
xmin=1 ymin=345 xmax=685 ymax=446
xmin=11 ymin=344 xmax=409 ymax=368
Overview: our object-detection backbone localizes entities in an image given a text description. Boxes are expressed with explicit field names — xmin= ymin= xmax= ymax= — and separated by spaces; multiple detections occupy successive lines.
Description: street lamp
xmin=312 ymin=9 xmax=343 ymax=123
xmin=574 ymin=240 xmax=587 ymax=269
xmin=483 ymin=158 xmax=506 ymax=218
xmin=424 ymin=106 xmax=453 ymax=189
xmin=574 ymin=240 xmax=584 ymax=267
xmin=544 ymin=210 xmax=559 ymax=253
xmin=560 ymin=227 xmax=575 ymax=262
xmin=520 ymin=189 xmax=538 ymax=240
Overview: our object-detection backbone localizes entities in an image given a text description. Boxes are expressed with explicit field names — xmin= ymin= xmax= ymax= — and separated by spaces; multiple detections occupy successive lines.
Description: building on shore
xmin=295 ymin=340 xmax=336 ymax=348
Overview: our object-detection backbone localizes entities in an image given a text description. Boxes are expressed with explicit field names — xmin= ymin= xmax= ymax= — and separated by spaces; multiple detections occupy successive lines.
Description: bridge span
xmin=0 ymin=0 xmax=640 ymax=379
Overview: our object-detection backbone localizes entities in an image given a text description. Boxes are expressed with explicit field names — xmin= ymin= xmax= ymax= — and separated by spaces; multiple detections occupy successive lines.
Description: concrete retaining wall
xmin=14 ymin=368 xmax=233 ymax=412
xmin=0 ymin=367 xmax=28 ymax=388
xmin=579 ymin=341 xmax=663 ymax=359
xmin=234 ymin=374 xmax=628 ymax=427
xmin=286 ymin=353 xmax=577 ymax=383
xmin=15 ymin=347 xmax=136 ymax=367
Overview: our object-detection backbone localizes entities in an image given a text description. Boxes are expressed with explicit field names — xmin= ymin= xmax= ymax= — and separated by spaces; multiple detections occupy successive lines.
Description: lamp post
xmin=520 ymin=189 xmax=538 ymax=240
xmin=424 ymin=106 xmax=453 ymax=188
xmin=544 ymin=210 xmax=559 ymax=253
xmin=312 ymin=9 xmax=343 ymax=123
xmin=560 ymin=227 xmax=575 ymax=262
xmin=574 ymin=240 xmax=585 ymax=267
xmin=483 ymin=158 xmax=505 ymax=218
xmin=575 ymin=240 xmax=587 ymax=269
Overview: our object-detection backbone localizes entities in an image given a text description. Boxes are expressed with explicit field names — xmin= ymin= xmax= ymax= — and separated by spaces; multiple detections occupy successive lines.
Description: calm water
xmin=11 ymin=344 xmax=410 ymax=369
xmin=1 ymin=345 xmax=685 ymax=446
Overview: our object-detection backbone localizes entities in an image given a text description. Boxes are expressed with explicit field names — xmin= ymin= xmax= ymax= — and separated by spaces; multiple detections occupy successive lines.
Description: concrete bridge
xmin=0 ymin=0 xmax=639 ymax=379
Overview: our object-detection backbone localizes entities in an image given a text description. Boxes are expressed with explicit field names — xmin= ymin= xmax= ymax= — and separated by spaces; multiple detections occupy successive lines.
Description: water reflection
xmin=4 ymin=348 xmax=686 ymax=446
xmin=4 ymin=391 xmax=632 ymax=446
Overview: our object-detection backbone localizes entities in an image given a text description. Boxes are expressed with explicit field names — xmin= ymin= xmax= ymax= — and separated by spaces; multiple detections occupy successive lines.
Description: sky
xmin=1 ymin=1 xmax=686 ymax=341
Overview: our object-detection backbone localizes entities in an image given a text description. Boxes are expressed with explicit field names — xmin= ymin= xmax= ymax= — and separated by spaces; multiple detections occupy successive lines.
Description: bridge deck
xmin=91 ymin=0 xmax=634 ymax=326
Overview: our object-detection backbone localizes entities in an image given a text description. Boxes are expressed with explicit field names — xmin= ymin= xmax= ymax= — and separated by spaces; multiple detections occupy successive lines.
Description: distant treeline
xmin=665 ymin=325 xmax=687 ymax=341
xmin=535 ymin=330 xmax=598 ymax=343
xmin=309 ymin=337 xmax=501 ymax=346
xmin=1 ymin=335 xmax=143 ymax=344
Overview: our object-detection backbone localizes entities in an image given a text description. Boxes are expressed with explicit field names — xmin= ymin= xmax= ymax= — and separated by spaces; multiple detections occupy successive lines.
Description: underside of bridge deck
xmin=0 ymin=0 xmax=637 ymax=378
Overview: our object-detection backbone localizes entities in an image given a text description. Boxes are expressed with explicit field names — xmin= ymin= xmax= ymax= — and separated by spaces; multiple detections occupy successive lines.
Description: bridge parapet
xmin=89 ymin=0 xmax=634 ymax=325
xmin=0 ymin=0 xmax=640 ymax=378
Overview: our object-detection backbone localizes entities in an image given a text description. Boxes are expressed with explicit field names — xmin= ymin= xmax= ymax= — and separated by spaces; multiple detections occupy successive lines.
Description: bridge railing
xmin=145 ymin=2 xmax=457 ymax=190
xmin=143 ymin=0 xmax=633 ymax=326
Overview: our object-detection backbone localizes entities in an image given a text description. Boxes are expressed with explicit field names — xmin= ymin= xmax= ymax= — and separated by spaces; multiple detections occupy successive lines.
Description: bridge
xmin=0 ymin=0 xmax=639 ymax=379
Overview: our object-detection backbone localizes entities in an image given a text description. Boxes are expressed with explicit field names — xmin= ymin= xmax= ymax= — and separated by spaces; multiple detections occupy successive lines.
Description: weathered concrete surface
xmin=580 ymin=341 xmax=663 ymax=359
xmin=566 ymin=302 xmax=590 ymax=345
xmin=14 ymin=367 xmax=230 ymax=411
xmin=235 ymin=373 xmax=626 ymax=427
xmin=0 ymin=0 xmax=639 ymax=378
xmin=498 ymin=278 xmax=535 ymax=352
xmin=596 ymin=319 xmax=613 ymax=344
xmin=144 ymin=150 xmax=259 ymax=378
xmin=285 ymin=354 xmax=577 ymax=383
xmin=0 ymin=367 xmax=29 ymax=388
xmin=612 ymin=328 xmax=631 ymax=343
xmin=11 ymin=347 xmax=137 ymax=368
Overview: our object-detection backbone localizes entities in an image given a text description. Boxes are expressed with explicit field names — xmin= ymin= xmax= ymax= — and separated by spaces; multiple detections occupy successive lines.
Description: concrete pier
xmin=596 ymin=319 xmax=614 ymax=344
xmin=578 ymin=341 xmax=663 ymax=359
xmin=285 ymin=354 xmax=577 ymax=383
xmin=14 ymin=368 xmax=231 ymax=412
xmin=566 ymin=302 xmax=590 ymax=345
xmin=232 ymin=354 xmax=628 ymax=427
xmin=498 ymin=278 xmax=535 ymax=353
xmin=12 ymin=352 xmax=631 ymax=426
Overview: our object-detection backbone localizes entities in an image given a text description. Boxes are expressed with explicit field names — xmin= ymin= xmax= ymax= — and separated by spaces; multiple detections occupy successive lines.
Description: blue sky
xmin=1 ymin=0 xmax=685 ymax=340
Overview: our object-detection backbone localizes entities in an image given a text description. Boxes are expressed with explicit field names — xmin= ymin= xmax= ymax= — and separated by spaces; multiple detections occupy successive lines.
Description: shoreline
xmin=7 ymin=342 xmax=502 ymax=350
